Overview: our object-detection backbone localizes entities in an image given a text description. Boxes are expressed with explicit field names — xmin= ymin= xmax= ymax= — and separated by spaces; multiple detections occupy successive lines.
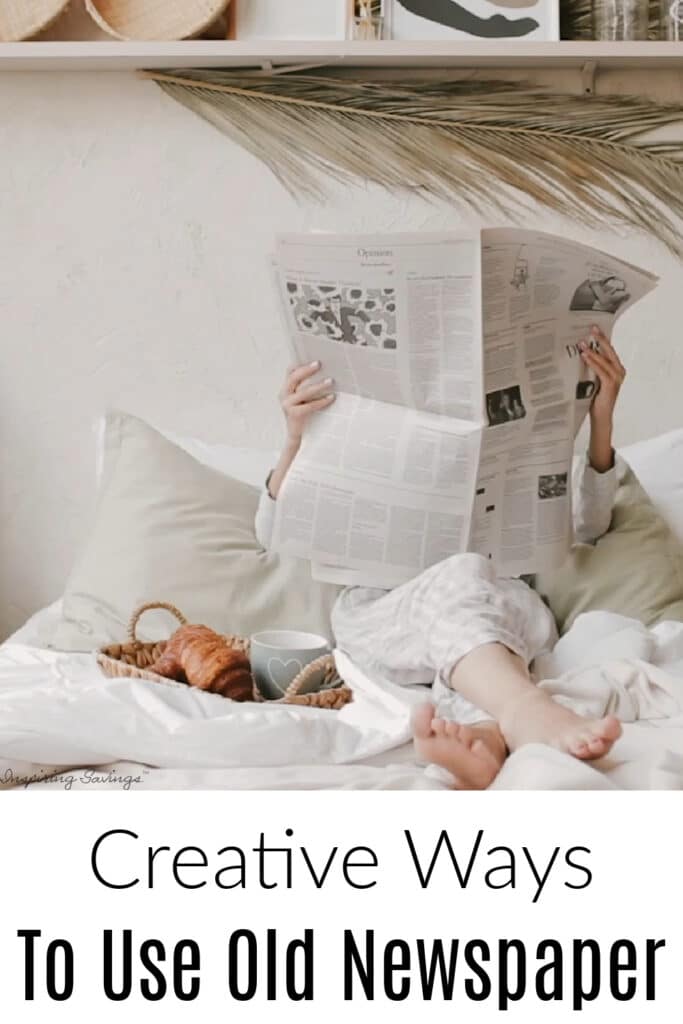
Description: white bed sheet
xmin=2 ymin=611 xmax=683 ymax=791
xmin=0 ymin=595 xmax=470 ymax=791
xmin=4 ymin=429 xmax=682 ymax=791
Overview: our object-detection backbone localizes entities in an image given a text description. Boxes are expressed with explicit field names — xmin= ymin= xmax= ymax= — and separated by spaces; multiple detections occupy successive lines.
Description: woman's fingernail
xmin=310 ymin=360 xmax=320 ymax=368
xmin=324 ymin=377 xmax=333 ymax=385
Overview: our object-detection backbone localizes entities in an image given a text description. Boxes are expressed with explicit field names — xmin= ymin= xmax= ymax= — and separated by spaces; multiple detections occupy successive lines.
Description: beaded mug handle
xmin=281 ymin=653 xmax=340 ymax=699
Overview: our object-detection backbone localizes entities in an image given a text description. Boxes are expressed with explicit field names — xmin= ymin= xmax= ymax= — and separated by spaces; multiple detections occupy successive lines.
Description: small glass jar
xmin=351 ymin=1 xmax=387 ymax=41
xmin=660 ymin=0 xmax=683 ymax=38
xmin=351 ymin=14 xmax=385 ymax=40
xmin=592 ymin=0 xmax=649 ymax=39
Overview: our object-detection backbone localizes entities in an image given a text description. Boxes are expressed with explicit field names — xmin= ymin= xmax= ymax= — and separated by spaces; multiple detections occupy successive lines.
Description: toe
xmin=430 ymin=734 xmax=481 ymax=786
xmin=444 ymin=721 xmax=462 ymax=740
xmin=412 ymin=703 xmax=436 ymax=740
xmin=456 ymin=725 xmax=475 ymax=747
xmin=601 ymin=715 xmax=622 ymax=742
xmin=569 ymin=738 xmax=591 ymax=758
xmin=433 ymin=717 xmax=448 ymax=737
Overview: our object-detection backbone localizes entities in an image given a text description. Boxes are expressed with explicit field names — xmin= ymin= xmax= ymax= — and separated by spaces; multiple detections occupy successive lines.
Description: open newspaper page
xmin=272 ymin=232 xmax=485 ymax=588
xmin=470 ymin=228 xmax=658 ymax=577
xmin=275 ymin=232 xmax=483 ymax=421
xmin=271 ymin=393 xmax=482 ymax=590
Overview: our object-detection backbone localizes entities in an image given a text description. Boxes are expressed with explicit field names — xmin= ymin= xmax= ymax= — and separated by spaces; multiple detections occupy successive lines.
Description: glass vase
xmin=592 ymin=0 xmax=649 ymax=38
xmin=351 ymin=15 xmax=385 ymax=40
xmin=660 ymin=0 xmax=683 ymax=37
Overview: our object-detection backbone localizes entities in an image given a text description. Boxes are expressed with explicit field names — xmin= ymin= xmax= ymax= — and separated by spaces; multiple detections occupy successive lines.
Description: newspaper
xmin=271 ymin=229 xmax=657 ymax=589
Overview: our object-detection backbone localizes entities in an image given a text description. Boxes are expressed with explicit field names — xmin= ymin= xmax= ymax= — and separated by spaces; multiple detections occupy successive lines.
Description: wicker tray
xmin=0 ymin=0 xmax=71 ymax=41
xmin=85 ymin=0 xmax=231 ymax=41
xmin=97 ymin=602 xmax=352 ymax=711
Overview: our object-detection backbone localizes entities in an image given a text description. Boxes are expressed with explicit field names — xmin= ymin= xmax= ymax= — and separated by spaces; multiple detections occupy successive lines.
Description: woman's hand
xmin=280 ymin=361 xmax=335 ymax=447
xmin=580 ymin=326 xmax=625 ymax=473
xmin=267 ymin=362 xmax=335 ymax=499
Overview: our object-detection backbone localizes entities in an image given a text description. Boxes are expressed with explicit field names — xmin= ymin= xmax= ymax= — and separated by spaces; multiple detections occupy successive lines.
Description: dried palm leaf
xmin=146 ymin=70 xmax=683 ymax=254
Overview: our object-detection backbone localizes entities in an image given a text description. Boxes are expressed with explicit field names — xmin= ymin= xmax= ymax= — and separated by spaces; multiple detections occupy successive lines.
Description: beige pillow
xmin=538 ymin=463 xmax=683 ymax=634
xmin=54 ymin=412 xmax=342 ymax=651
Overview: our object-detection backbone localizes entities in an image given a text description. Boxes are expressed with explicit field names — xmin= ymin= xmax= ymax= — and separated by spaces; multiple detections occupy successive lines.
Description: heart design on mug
xmin=267 ymin=657 xmax=304 ymax=694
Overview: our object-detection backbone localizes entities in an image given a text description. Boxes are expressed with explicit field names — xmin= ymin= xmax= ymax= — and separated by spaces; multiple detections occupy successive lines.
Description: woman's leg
xmin=332 ymin=553 xmax=556 ymax=690
xmin=333 ymin=557 xmax=514 ymax=789
xmin=414 ymin=642 xmax=621 ymax=785
xmin=333 ymin=553 xmax=621 ymax=787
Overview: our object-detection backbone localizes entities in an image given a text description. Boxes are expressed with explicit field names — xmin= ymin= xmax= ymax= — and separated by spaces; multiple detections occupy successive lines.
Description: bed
xmin=2 ymin=419 xmax=683 ymax=792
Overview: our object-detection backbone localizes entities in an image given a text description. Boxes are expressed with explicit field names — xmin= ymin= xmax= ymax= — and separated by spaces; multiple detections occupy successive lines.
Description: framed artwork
xmin=232 ymin=0 xmax=350 ymax=41
xmin=388 ymin=0 xmax=560 ymax=41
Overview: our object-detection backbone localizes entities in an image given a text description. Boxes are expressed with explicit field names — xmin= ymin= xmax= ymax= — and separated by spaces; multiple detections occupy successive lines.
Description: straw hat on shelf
xmin=84 ymin=0 xmax=232 ymax=41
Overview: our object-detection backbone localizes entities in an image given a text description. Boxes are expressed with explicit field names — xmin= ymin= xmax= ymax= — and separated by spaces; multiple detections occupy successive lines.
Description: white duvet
xmin=2 ymin=610 xmax=683 ymax=791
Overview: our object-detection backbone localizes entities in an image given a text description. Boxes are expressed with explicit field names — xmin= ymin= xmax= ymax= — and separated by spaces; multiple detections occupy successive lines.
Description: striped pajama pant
xmin=331 ymin=552 xmax=558 ymax=724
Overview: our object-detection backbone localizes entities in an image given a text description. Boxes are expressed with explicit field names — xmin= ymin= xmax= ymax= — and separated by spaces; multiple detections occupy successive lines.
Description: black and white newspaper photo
xmin=275 ymin=232 xmax=482 ymax=421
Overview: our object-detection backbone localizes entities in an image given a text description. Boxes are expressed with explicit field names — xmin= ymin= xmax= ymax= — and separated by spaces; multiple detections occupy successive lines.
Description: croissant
xmin=149 ymin=625 xmax=254 ymax=701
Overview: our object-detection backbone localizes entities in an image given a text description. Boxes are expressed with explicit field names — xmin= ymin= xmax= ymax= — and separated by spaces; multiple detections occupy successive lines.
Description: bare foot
xmin=412 ymin=704 xmax=507 ymax=789
xmin=501 ymin=690 xmax=622 ymax=760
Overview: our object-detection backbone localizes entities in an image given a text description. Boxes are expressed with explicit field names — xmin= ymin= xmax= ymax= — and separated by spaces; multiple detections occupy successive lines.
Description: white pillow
xmin=621 ymin=428 xmax=683 ymax=544
xmin=59 ymin=412 xmax=339 ymax=650
xmin=165 ymin=434 xmax=276 ymax=489
xmin=94 ymin=416 xmax=276 ymax=490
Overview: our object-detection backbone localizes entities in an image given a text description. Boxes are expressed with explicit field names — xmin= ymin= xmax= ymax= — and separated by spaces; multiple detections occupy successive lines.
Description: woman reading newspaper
xmin=255 ymin=327 xmax=624 ymax=789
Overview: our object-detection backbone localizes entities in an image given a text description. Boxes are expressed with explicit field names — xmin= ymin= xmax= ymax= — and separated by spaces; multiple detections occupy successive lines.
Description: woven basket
xmin=85 ymin=0 xmax=231 ymax=40
xmin=0 ymin=0 xmax=71 ymax=41
xmin=97 ymin=602 xmax=352 ymax=711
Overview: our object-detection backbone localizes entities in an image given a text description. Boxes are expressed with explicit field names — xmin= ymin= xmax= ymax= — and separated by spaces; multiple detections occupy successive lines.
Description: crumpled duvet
xmin=1 ymin=610 xmax=683 ymax=791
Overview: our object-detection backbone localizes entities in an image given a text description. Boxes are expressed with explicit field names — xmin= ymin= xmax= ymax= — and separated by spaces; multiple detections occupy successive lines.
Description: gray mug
xmin=250 ymin=629 xmax=331 ymax=701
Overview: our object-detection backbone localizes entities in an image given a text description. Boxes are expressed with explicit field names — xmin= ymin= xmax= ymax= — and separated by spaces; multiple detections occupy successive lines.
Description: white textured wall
xmin=1 ymin=69 xmax=682 ymax=638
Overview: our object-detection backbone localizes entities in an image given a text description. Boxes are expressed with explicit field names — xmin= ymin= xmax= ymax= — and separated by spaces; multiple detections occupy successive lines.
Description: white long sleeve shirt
xmin=254 ymin=453 xmax=618 ymax=560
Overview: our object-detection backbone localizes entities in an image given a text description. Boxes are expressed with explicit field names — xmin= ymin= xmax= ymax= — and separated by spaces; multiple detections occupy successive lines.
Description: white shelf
xmin=1 ymin=40 xmax=683 ymax=72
